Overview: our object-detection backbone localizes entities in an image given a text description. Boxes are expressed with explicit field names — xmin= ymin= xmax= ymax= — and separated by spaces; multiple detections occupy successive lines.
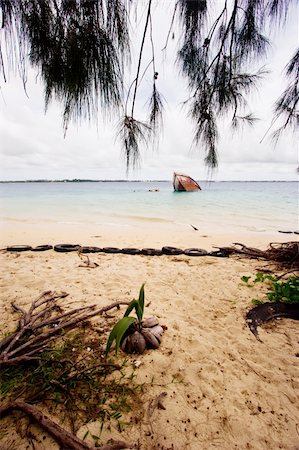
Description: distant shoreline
xmin=0 ymin=179 xmax=297 ymax=183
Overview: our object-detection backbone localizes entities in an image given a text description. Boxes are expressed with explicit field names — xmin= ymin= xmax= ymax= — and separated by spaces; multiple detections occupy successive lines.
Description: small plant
xmin=106 ymin=284 xmax=164 ymax=355
xmin=241 ymin=273 xmax=299 ymax=305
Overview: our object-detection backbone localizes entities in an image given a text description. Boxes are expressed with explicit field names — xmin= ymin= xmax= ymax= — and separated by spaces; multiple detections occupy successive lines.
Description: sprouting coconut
xmin=106 ymin=285 xmax=166 ymax=355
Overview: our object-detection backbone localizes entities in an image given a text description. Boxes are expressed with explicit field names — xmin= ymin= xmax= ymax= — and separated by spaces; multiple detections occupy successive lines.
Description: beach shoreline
xmin=1 ymin=218 xmax=297 ymax=251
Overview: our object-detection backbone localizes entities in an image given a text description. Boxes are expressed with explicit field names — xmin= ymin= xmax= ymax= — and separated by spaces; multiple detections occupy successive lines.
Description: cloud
xmin=0 ymin=2 xmax=298 ymax=181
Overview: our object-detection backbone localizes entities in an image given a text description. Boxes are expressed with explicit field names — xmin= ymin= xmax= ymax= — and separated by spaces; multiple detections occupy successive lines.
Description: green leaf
xmin=83 ymin=431 xmax=89 ymax=441
xmin=123 ymin=284 xmax=145 ymax=323
xmin=135 ymin=302 xmax=143 ymax=323
xmin=253 ymin=273 xmax=265 ymax=283
xmin=252 ymin=299 xmax=264 ymax=305
xmin=105 ymin=317 xmax=136 ymax=355
xmin=123 ymin=299 xmax=139 ymax=318
xmin=138 ymin=283 xmax=145 ymax=318
xmin=241 ymin=276 xmax=251 ymax=283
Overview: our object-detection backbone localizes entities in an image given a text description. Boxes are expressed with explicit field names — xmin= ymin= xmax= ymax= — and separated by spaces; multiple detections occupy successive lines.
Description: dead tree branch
xmin=219 ymin=241 xmax=299 ymax=269
xmin=0 ymin=291 xmax=130 ymax=366
xmin=0 ymin=401 xmax=134 ymax=450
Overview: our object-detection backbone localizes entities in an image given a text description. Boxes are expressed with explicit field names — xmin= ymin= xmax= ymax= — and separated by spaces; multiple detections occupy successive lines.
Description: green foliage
xmin=137 ymin=282 xmax=145 ymax=319
xmin=106 ymin=283 xmax=145 ymax=355
xmin=272 ymin=49 xmax=299 ymax=141
xmin=1 ymin=329 xmax=143 ymax=435
xmin=251 ymin=299 xmax=265 ymax=306
xmin=264 ymin=276 xmax=299 ymax=304
xmin=105 ymin=317 xmax=136 ymax=355
xmin=241 ymin=275 xmax=251 ymax=283
xmin=241 ymin=273 xmax=299 ymax=305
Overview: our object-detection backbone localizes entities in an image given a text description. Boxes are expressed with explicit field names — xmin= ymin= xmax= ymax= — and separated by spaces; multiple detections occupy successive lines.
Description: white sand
xmin=0 ymin=229 xmax=298 ymax=450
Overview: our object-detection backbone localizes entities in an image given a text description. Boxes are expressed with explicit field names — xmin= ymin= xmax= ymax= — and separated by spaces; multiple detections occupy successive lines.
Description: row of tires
xmin=5 ymin=244 xmax=229 ymax=257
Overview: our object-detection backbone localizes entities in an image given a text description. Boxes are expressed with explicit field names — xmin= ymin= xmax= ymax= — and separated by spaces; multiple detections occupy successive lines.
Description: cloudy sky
xmin=0 ymin=1 xmax=298 ymax=181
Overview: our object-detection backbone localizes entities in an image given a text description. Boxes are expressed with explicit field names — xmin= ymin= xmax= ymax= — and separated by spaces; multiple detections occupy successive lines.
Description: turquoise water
xmin=0 ymin=181 xmax=298 ymax=234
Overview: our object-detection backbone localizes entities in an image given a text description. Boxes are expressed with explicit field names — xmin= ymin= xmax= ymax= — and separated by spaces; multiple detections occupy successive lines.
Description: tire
xmin=6 ymin=245 xmax=32 ymax=252
xmin=162 ymin=246 xmax=184 ymax=255
xmin=184 ymin=248 xmax=208 ymax=256
xmin=208 ymin=250 xmax=229 ymax=257
xmin=102 ymin=247 xmax=121 ymax=254
xmin=141 ymin=248 xmax=163 ymax=256
xmin=31 ymin=245 xmax=53 ymax=252
xmin=121 ymin=248 xmax=141 ymax=255
xmin=79 ymin=246 xmax=102 ymax=253
xmin=54 ymin=244 xmax=81 ymax=253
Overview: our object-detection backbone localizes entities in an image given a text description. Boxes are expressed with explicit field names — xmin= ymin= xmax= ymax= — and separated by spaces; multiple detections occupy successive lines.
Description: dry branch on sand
xmin=218 ymin=242 xmax=299 ymax=269
xmin=0 ymin=402 xmax=135 ymax=450
xmin=0 ymin=290 xmax=129 ymax=366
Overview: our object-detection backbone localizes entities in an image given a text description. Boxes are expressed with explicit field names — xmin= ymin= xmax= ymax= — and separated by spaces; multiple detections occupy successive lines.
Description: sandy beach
xmin=0 ymin=0 xmax=298 ymax=444
xmin=0 ymin=228 xmax=298 ymax=450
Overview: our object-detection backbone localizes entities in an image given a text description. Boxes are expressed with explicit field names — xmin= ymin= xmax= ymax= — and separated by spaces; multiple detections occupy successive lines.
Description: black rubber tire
xmin=79 ymin=246 xmax=102 ymax=253
xmin=6 ymin=245 xmax=32 ymax=252
xmin=162 ymin=246 xmax=184 ymax=255
xmin=141 ymin=248 xmax=163 ymax=256
xmin=121 ymin=248 xmax=141 ymax=255
xmin=54 ymin=244 xmax=81 ymax=253
xmin=31 ymin=245 xmax=53 ymax=252
xmin=92 ymin=247 xmax=103 ymax=252
xmin=208 ymin=250 xmax=229 ymax=257
xmin=102 ymin=247 xmax=121 ymax=254
xmin=184 ymin=248 xmax=208 ymax=256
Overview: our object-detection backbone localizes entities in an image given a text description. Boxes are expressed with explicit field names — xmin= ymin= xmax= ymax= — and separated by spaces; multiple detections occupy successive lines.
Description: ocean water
xmin=0 ymin=181 xmax=298 ymax=236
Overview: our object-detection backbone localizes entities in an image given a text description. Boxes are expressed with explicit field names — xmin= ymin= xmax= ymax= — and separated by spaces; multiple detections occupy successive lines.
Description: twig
xmin=0 ymin=294 xmax=130 ymax=366
xmin=161 ymin=3 xmax=177 ymax=52
xmin=66 ymin=362 xmax=122 ymax=382
xmin=148 ymin=392 xmax=167 ymax=418
xmin=1 ymin=292 xmax=67 ymax=358
xmin=0 ymin=401 xmax=134 ymax=450
xmin=130 ymin=0 xmax=152 ymax=117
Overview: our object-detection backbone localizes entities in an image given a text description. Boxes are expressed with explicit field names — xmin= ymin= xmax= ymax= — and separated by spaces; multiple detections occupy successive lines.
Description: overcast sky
xmin=0 ymin=1 xmax=298 ymax=181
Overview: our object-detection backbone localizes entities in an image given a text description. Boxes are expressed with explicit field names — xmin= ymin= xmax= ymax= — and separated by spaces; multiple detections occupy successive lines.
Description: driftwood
xmin=0 ymin=290 xmax=130 ymax=366
xmin=78 ymin=254 xmax=99 ymax=268
xmin=0 ymin=401 xmax=134 ymax=450
xmin=218 ymin=242 xmax=299 ymax=269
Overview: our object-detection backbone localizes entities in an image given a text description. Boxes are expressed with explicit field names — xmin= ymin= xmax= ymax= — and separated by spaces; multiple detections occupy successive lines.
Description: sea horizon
xmin=0 ymin=179 xmax=298 ymax=183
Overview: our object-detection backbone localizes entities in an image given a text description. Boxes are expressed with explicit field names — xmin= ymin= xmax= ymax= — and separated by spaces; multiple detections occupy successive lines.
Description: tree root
xmin=217 ymin=241 xmax=299 ymax=269
xmin=0 ymin=401 xmax=134 ymax=450
xmin=0 ymin=291 xmax=130 ymax=366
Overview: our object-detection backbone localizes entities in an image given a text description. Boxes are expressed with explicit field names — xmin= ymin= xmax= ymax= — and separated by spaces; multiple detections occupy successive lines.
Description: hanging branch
xmin=130 ymin=0 xmax=152 ymax=118
xmin=271 ymin=48 xmax=299 ymax=141
xmin=176 ymin=0 xmax=280 ymax=167
xmin=118 ymin=0 xmax=154 ymax=170
xmin=161 ymin=2 xmax=177 ymax=52
xmin=0 ymin=0 xmax=297 ymax=170
xmin=147 ymin=12 xmax=163 ymax=135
